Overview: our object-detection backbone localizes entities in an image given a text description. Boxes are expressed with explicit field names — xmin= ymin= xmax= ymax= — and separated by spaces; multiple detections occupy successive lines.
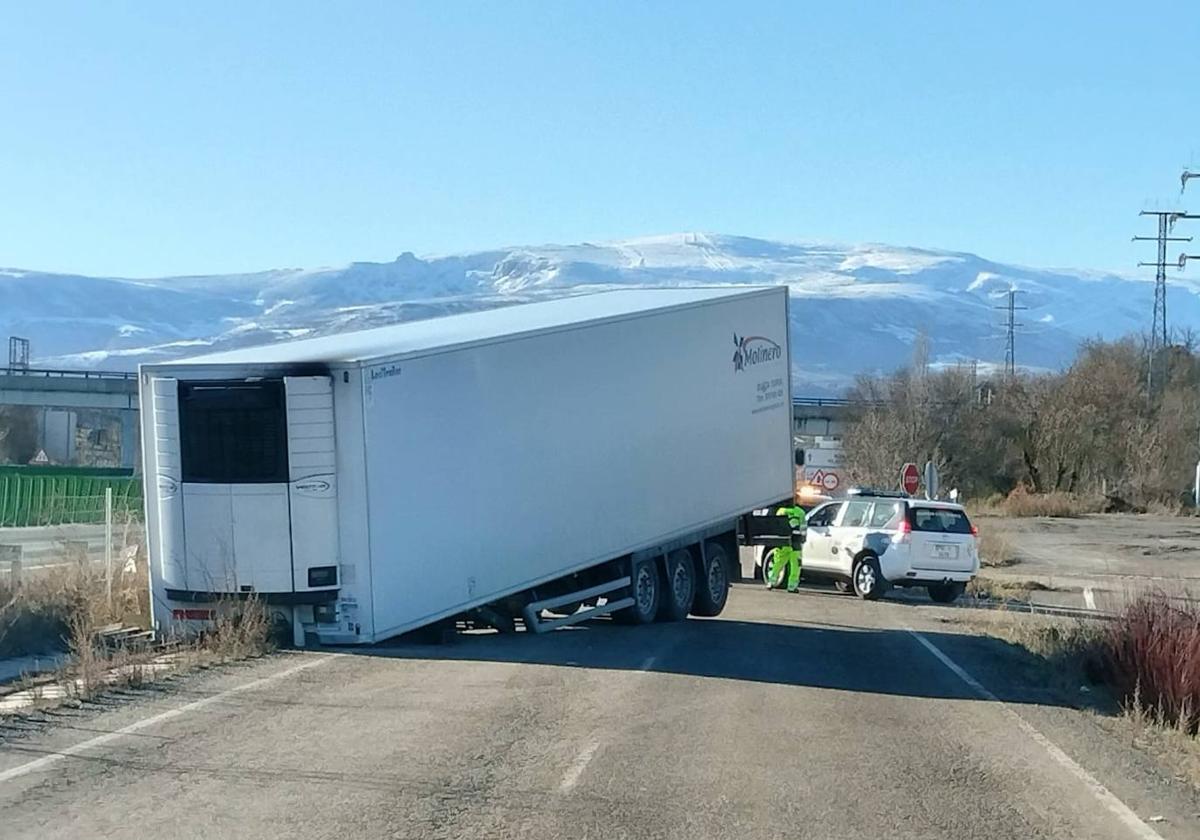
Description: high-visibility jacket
xmin=776 ymin=505 xmax=807 ymax=530
xmin=776 ymin=505 xmax=807 ymax=549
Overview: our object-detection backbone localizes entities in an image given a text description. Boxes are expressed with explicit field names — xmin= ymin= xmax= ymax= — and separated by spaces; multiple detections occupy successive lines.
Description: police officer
xmin=766 ymin=502 xmax=806 ymax=593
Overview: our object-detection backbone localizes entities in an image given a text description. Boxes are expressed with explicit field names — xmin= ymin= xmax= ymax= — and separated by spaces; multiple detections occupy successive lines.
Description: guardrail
xmin=0 ymin=367 xmax=136 ymax=381
xmin=792 ymin=396 xmax=884 ymax=408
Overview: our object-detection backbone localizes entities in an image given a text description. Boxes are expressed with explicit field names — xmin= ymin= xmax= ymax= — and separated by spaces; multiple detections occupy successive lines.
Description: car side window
xmin=809 ymin=502 xmax=841 ymax=527
xmin=868 ymin=501 xmax=903 ymax=529
xmin=841 ymin=500 xmax=872 ymax=528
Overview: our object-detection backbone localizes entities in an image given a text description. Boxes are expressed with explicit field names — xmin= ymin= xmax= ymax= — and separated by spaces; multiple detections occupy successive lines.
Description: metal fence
xmin=0 ymin=472 xmax=143 ymax=527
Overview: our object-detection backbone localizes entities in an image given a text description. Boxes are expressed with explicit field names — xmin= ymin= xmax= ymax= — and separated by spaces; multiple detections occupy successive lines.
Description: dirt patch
xmin=973 ymin=513 xmax=1200 ymax=584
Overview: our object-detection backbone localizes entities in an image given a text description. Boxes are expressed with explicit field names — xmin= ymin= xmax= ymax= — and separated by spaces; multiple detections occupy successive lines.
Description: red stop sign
xmin=901 ymin=463 xmax=920 ymax=495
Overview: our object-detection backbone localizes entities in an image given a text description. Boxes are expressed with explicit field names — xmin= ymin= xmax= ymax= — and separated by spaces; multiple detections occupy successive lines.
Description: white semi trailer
xmin=139 ymin=287 xmax=793 ymax=645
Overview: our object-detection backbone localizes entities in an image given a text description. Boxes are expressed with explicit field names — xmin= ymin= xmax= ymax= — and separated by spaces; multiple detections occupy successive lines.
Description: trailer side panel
xmin=361 ymin=288 xmax=791 ymax=637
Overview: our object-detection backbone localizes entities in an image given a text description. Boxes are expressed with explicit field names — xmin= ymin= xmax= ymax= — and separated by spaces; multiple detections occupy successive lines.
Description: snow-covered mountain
xmin=1 ymin=233 xmax=1186 ymax=395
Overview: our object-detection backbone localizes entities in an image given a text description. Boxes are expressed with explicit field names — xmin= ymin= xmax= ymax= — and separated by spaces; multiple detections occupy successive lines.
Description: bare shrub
xmin=0 ymin=540 xmax=151 ymax=660
xmin=205 ymin=596 xmax=274 ymax=662
xmin=66 ymin=600 xmax=104 ymax=699
xmin=1103 ymin=593 xmax=1200 ymax=734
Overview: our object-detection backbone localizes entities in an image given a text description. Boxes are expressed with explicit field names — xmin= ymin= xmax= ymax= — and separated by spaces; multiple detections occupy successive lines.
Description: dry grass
xmin=1004 ymin=488 xmax=1103 ymax=518
xmin=194 ymin=597 xmax=275 ymax=663
xmin=971 ymin=487 xmax=1104 ymax=519
xmin=0 ymin=561 xmax=141 ymax=659
xmin=973 ymin=610 xmax=1102 ymax=666
xmin=2 ymin=543 xmax=274 ymax=709
xmin=956 ymin=610 xmax=1110 ymax=707
xmin=1144 ymin=498 xmax=1185 ymax=517
xmin=977 ymin=528 xmax=1018 ymax=567
xmin=966 ymin=575 xmax=1055 ymax=601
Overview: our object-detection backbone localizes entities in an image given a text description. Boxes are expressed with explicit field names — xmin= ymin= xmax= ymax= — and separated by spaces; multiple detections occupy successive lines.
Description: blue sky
xmin=3 ymin=2 xmax=1199 ymax=277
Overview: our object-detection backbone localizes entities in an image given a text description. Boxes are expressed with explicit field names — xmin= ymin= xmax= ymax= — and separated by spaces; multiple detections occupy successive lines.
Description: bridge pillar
xmin=120 ymin=409 xmax=140 ymax=470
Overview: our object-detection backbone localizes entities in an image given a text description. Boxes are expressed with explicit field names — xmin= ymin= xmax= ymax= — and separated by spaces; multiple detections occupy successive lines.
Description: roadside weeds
xmin=960 ymin=594 xmax=1200 ymax=792
xmin=1 ymin=547 xmax=275 ymax=716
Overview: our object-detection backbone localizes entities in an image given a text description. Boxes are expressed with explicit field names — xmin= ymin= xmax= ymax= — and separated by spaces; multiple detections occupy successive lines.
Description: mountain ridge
xmin=1 ymin=233 xmax=1186 ymax=394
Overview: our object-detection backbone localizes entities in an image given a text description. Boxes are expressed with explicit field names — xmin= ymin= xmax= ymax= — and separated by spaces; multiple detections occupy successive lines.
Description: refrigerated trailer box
xmin=140 ymin=287 xmax=793 ymax=644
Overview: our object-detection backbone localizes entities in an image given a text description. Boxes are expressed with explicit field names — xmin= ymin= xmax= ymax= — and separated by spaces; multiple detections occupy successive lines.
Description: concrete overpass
xmin=0 ymin=368 xmax=139 ymax=467
xmin=0 ymin=367 xmax=138 ymax=410
xmin=791 ymin=396 xmax=864 ymax=438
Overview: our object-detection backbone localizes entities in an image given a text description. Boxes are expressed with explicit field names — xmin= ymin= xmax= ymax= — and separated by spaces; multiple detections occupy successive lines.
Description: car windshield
xmin=911 ymin=507 xmax=973 ymax=535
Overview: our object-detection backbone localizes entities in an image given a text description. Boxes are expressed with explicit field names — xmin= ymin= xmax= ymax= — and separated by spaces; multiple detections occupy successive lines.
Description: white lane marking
xmin=0 ymin=655 xmax=331 ymax=785
xmin=559 ymin=739 xmax=601 ymax=793
xmin=906 ymin=629 xmax=1164 ymax=840
xmin=1084 ymin=587 xmax=1097 ymax=610
xmin=557 ymin=652 xmax=658 ymax=793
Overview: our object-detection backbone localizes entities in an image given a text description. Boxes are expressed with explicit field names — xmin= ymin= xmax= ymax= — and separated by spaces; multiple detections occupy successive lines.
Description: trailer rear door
xmin=283 ymin=376 xmax=339 ymax=590
xmin=153 ymin=376 xmax=339 ymax=595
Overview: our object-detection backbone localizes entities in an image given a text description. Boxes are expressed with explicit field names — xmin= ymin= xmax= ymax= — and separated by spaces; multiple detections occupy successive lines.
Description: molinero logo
xmin=732 ymin=333 xmax=782 ymax=372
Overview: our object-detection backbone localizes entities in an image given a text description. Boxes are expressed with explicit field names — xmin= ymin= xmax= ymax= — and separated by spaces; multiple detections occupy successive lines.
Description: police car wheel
xmin=853 ymin=556 xmax=885 ymax=601
xmin=761 ymin=549 xmax=779 ymax=589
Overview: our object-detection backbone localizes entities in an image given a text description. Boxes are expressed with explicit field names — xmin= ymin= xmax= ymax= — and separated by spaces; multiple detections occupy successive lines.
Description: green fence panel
xmin=0 ymin=468 xmax=144 ymax=527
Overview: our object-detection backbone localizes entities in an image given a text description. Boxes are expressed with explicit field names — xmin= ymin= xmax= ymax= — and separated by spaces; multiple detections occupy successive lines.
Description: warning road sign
xmin=810 ymin=469 xmax=840 ymax=492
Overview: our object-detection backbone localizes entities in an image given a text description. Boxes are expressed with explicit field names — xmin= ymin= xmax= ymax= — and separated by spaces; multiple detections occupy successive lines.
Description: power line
xmin=1133 ymin=209 xmax=1197 ymax=394
xmin=993 ymin=287 xmax=1026 ymax=377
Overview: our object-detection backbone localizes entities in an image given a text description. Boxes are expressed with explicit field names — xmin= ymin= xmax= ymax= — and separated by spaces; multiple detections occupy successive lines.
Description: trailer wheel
xmin=657 ymin=548 xmax=696 ymax=622
xmin=692 ymin=540 xmax=731 ymax=617
xmin=613 ymin=556 xmax=660 ymax=625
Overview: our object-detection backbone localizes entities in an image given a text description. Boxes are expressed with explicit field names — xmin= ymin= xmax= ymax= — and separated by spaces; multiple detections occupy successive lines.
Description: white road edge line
xmin=559 ymin=740 xmax=601 ymax=793
xmin=1084 ymin=587 xmax=1097 ymax=610
xmin=905 ymin=628 xmax=1164 ymax=840
xmin=0 ymin=654 xmax=332 ymax=785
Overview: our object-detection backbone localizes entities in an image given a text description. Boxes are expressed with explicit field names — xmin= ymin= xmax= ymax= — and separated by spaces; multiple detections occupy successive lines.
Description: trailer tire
xmin=613 ymin=556 xmax=661 ymax=625
xmin=657 ymin=548 xmax=696 ymax=622
xmin=692 ymin=540 xmax=731 ymax=617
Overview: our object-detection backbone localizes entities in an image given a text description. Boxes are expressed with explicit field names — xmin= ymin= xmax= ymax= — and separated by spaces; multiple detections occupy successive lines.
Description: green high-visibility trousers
xmin=769 ymin=545 xmax=802 ymax=592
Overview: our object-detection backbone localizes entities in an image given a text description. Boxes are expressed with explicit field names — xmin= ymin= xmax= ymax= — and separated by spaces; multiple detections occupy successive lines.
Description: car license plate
xmin=932 ymin=544 xmax=959 ymax=560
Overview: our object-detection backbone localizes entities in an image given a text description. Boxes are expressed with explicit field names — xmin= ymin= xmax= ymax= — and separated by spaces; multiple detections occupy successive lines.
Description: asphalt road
xmin=1 ymin=584 xmax=1198 ymax=839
